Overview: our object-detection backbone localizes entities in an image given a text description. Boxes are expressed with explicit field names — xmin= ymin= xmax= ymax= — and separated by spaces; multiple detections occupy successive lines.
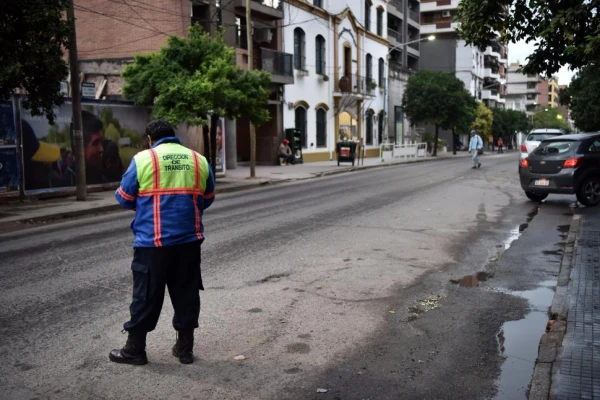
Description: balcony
xmin=391 ymin=0 xmax=404 ymax=13
xmin=408 ymin=9 xmax=420 ymax=26
xmin=421 ymin=0 xmax=459 ymax=12
xmin=482 ymin=89 xmax=500 ymax=102
xmin=234 ymin=0 xmax=284 ymax=20
xmin=259 ymin=48 xmax=293 ymax=85
xmin=407 ymin=40 xmax=420 ymax=56
xmin=484 ymin=68 xmax=500 ymax=81
xmin=388 ymin=27 xmax=403 ymax=47
xmin=420 ymin=21 xmax=459 ymax=34
xmin=336 ymin=74 xmax=366 ymax=96
xmin=484 ymin=46 xmax=501 ymax=60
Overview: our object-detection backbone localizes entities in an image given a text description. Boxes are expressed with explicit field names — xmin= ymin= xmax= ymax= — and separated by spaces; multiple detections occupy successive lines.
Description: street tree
xmin=561 ymin=65 xmax=600 ymax=132
xmin=471 ymin=103 xmax=494 ymax=142
xmin=532 ymin=107 xmax=570 ymax=131
xmin=122 ymin=25 xmax=271 ymax=172
xmin=402 ymin=70 xmax=477 ymax=156
xmin=1 ymin=0 xmax=71 ymax=123
xmin=492 ymin=108 xmax=528 ymax=148
xmin=456 ymin=0 xmax=598 ymax=76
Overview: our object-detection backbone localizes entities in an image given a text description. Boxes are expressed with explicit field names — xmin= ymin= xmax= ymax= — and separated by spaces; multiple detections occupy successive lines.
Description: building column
xmin=225 ymin=118 xmax=237 ymax=169
xmin=357 ymin=99 xmax=363 ymax=141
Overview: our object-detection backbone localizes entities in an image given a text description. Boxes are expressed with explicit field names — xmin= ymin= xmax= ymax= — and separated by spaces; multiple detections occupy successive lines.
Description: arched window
xmin=365 ymin=0 xmax=372 ymax=31
xmin=366 ymin=110 xmax=374 ymax=145
xmin=376 ymin=7 xmax=384 ymax=36
xmin=294 ymin=28 xmax=306 ymax=70
xmin=295 ymin=106 xmax=307 ymax=148
xmin=315 ymin=35 xmax=326 ymax=75
xmin=366 ymin=54 xmax=373 ymax=87
xmin=378 ymin=58 xmax=385 ymax=88
xmin=316 ymin=108 xmax=327 ymax=148
xmin=378 ymin=111 xmax=385 ymax=144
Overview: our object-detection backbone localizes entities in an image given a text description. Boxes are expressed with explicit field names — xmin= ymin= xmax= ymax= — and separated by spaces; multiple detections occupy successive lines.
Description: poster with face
xmin=20 ymin=101 xmax=151 ymax=193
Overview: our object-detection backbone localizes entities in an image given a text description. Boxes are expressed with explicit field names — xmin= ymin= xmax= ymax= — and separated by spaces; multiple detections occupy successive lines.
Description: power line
xmin=78 ymin=32 xmax=163 ymax=53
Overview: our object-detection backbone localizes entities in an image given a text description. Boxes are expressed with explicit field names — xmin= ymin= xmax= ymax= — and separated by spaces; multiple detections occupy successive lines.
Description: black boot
xmin=109 ymin=331 xmax=148 ymax=365
xmin=172 ymin=329 xmax=194 ymax=364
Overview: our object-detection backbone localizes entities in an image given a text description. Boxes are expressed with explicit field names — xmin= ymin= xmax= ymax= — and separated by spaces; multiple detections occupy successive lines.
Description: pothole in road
xmin=406 ymin=294 xmax=443 ymax=322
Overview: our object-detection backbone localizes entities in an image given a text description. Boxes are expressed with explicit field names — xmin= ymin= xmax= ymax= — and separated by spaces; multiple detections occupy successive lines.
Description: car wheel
xmin=525 ymin=192 xmax=549 ymax=202
xmin=576 ymin=176 xmax=600 ymax=207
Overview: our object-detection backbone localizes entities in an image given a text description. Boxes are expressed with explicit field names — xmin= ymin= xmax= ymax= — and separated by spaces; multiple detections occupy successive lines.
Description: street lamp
xmin=388 ymin=35 xmax=435 ymax=54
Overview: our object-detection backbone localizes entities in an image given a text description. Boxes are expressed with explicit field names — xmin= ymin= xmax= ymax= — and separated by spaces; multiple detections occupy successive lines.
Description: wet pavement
xmin=554 ymin=209 xmax=600 ymax=399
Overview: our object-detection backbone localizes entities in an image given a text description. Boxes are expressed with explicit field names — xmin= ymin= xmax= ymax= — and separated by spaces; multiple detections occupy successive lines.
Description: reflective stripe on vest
xmin=134 ymin=143 xmax=211 ymax=246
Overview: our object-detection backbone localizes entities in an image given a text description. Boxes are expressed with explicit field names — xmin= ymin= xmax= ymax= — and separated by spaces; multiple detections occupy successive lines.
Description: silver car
xmin=520 ymin=128 xmax=566 ymax=159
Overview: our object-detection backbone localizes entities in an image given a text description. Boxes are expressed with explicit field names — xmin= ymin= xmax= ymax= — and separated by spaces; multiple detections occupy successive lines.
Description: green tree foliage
xmin=1 ymin=0 xmax=70 ymax=124
xmin=456 ymin=1 xmax=598 ymax=76
xmin=122 ymin=25 xmax=271 ymax=127
xmin=532 ymin=107 xmax=570 ymax=131
xmin=561 ymin=65 xmax=600 ymax=132
xmin=472 ymin=103 xmax=494 ymax=140
xmin=492 ymin=108 xmax=528 ymax=147
xmin=402 ymin=70 xmax=477 ymax=156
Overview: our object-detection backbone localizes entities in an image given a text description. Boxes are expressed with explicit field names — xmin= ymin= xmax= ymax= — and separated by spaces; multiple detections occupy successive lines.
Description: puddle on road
xmin=493 ymin=284 xmax=556 ymax=400
xmin=503 ymin=207 xmax=540 ymax=251
xmin=450 ymin=271 xmax=492 ymax=287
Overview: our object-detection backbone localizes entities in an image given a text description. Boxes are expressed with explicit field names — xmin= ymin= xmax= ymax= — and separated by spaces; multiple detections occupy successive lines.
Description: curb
xmin=529 ymin=214 xmax=580 ymax=400
xmin=1 ymin=154 xmax=472 ymax=226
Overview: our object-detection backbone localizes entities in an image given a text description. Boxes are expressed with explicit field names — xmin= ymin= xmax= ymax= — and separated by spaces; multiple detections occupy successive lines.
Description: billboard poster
xmin=0 ymin=147 xmax=19 ymax=193
xmin=214 ymin=117 xmax=226 ymax=175
xmin=0 ymin=102 xmax=17 ymax=146
xmin=20 ymin=100 xmax=150 ymax=193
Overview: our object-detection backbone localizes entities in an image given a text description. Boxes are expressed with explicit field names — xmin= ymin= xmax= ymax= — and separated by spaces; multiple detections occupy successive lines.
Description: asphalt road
xmin=0 ymin=153 xmax=576 ymax=399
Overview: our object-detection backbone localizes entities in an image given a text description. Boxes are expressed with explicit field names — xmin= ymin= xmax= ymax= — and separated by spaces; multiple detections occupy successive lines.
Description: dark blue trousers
xmin=124 ymin=241 xmax=203 ymax=333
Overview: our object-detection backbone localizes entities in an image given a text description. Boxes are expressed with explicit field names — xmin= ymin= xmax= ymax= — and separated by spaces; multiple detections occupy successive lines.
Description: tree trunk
xmin=452 ymin=127 xmax=457 ymax=155
xmin=202 ymin=124 xmax=210 ymax=161
xmin=210 ymin=114 xmax=218 ymax=178
xmin=433 ymin=124 xmax=439 ymax=157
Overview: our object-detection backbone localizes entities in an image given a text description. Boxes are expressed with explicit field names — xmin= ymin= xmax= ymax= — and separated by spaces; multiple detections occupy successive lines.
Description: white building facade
xmin=283 ymin=0 xmax=390 ymax=162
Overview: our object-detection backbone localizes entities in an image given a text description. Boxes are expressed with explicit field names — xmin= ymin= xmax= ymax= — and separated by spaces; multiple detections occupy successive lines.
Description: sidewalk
xmin=530 ymin=211 xmax=600 ymax=399
xmin=0 ymin=150 xmax=474 ymax=226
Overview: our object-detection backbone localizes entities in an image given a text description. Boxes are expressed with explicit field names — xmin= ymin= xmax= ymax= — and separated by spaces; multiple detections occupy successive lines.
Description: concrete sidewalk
xmin=530 ymin=210 xmax=600 ymax=399
xmin=0 ymin=150 xmax=478 ymax=225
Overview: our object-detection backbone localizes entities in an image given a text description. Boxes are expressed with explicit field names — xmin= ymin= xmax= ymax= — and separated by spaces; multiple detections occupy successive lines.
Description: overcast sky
xmin=508 ymin=41 xmax=575 ymax=85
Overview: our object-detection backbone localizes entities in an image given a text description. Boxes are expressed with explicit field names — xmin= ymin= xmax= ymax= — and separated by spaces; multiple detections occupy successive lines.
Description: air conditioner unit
xmin=253 ymin=28 xmax=273 ymax=44
xmin=442 ymin=10 xmax=451 ymax=17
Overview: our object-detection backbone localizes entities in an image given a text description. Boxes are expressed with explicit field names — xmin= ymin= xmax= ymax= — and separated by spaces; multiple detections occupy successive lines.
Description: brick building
xmin=72 ymin=0 xmax=294 ymax=166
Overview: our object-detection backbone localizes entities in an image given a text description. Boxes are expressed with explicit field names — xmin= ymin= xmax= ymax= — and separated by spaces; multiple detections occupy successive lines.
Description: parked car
xmin=520 ymin=128 xmax=566 ymax=159
xmin=519 ymin=133 xmax=600 ymax=206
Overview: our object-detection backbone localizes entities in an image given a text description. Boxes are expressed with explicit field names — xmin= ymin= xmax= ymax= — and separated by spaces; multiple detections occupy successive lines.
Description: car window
xmin=533 ymin=141 xmax=577 ymax=156
xmin=589 ymin=140 xmax=600 ymax=153
xmin=527 ymin=133 xmax=560 ymax=142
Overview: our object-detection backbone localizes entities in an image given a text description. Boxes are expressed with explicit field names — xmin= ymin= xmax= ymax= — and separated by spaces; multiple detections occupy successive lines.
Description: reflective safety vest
xmin=116 ymin=137 xmax=215 ymax=248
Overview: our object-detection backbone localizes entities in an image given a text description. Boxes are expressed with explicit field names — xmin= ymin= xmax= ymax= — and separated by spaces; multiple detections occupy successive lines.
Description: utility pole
xmin=67 ymin=0 xmax=87 ymax=200
xmin=245 ymin=0 xmax=256 ymax=177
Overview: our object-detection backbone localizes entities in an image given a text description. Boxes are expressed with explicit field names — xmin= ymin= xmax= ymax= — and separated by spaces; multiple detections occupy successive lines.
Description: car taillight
xmin=520 ymin=158 xmax=529 ymax=168
xmin=563 ymin=157 xmax=582 ymax=168
xmin=520 ymin=144 xmax=527 ymax=153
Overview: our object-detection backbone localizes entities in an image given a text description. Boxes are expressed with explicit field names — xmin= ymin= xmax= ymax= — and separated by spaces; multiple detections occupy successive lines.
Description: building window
xmin=378 ymin=58 xmax=384 ymax=88
xmin=294 ymin=28 xmax=306 ymax=70
xmin=316 ymin=108 xmax=327 ymax=148
xmin=315 ymin=35 xmax=326 ymax=75
xmin=378 ymin=111 xmax=384 ymax=144
xmin=365 ymin=0 xmax=371 ymax=31
xmin=313 ymin=0 xmax=322 ymax=7
xmin=366 ymin=54 xmax=373 ymax=86
xmin=366 ymin=111 xmax=374 ymax=145
xmin=295 ymin=106 xmax=307 ymax=148
xmin=376 ymin=7 xmax=384 ymax=36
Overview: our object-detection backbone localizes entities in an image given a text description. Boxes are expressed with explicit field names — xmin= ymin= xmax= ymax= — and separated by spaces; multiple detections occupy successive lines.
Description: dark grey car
xmin=519 ymin=133 xmax=600 ymax=206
